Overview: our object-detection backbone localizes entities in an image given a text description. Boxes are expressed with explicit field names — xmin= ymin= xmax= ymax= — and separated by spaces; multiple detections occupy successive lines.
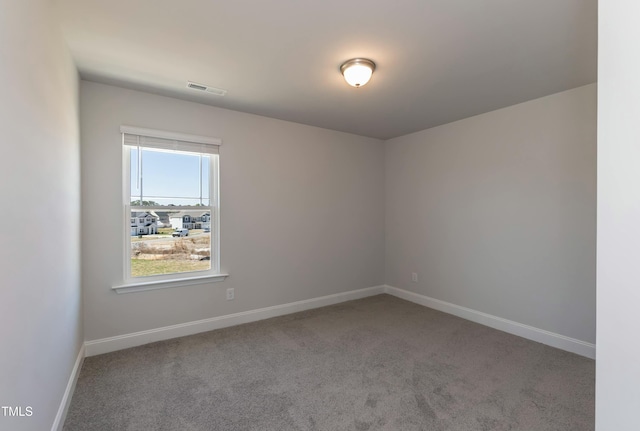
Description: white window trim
xmin=114 ymin=125 xmax=227 ymax=294
xmin=120 ymin=125 xmax=222 ymax=146
xmin=113 ymin=273 xmax=229 ymax=294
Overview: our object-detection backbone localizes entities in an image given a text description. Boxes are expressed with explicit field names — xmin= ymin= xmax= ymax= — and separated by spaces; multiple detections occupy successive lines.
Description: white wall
xmin=597 ymin=2 xmax=640 ymax=429
xmin=385 ymin=84 xmax=596 ymax=344
xmin=0 ymin=1 xmax=82 ymax=430
xmin=80 ymin=81 xmax=385 ymax=342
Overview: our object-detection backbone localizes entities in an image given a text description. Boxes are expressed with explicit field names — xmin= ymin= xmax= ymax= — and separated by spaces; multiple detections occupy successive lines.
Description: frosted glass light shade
xmin=340 ymin=58 xmax=376 ymax=87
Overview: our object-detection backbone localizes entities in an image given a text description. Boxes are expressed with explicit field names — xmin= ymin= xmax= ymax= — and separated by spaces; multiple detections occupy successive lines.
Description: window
xmin=115 ymin=126 xmax=227 ymax=293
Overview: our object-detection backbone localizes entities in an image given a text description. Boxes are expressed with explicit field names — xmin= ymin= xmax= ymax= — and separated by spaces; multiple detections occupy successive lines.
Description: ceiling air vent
xmin=187 ymin=81 xmax=227 ymax=96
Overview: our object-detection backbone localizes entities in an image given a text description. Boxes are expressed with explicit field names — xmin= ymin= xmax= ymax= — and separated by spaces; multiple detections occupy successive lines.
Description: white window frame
xmin=113 ymin=126 xmax=228 ymax=294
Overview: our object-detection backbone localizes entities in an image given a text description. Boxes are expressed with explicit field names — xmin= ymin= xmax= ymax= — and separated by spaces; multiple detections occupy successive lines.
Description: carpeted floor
xmin=64 ymin=294 xmax=594 ymax=430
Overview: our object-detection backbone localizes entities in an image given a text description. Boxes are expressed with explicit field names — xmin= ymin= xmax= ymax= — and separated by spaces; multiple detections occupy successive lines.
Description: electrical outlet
xmin=226 ymin=288 xmax=234 ymax=300
xmin=411 ymin=272 xmax=418 ymax=283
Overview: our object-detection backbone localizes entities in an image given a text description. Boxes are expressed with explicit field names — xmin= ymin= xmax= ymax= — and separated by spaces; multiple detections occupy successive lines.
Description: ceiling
xmin=55 ymin=0 xmax=597 ymax=140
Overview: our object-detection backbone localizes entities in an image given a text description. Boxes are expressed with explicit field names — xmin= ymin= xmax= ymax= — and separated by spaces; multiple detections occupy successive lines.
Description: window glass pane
xmin=130 ymin=209 xmax=211 ymax=277
xmin=130 ymin=148 xmax=210 ymax=206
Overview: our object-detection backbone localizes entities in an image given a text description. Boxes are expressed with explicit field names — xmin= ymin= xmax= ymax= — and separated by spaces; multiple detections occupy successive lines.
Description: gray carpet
xmin=64 ymin=295 xmax=594 ymax=430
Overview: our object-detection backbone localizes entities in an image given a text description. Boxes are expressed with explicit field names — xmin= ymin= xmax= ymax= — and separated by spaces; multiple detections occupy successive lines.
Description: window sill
xmin=112 ymin=273 xmax=229 ymax=294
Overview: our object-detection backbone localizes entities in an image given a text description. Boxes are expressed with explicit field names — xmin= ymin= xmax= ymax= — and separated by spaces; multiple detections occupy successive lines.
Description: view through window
xmin=126 ymin=143 xmax=218 ymax=279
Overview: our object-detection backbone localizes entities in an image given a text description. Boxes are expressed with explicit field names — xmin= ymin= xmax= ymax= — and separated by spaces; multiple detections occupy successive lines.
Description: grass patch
xmin=131 ymin=259 xmax=210 ymax=277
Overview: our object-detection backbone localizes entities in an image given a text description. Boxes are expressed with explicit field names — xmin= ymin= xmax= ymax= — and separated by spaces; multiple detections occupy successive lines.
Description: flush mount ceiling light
xmin=340 ymin=58 xmax=376 ymax=88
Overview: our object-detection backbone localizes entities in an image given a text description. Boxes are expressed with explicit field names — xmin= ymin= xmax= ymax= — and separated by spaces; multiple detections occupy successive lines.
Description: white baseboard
xmin=85 ymin=285 xmax=386 ymax=357
xmin=383 ymin=285 xmax=595 ymax=359
xmin=51 ymin=344 xmax=85 ymax=431
xmin=84 ymin=284 xmax=595 ymax=359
